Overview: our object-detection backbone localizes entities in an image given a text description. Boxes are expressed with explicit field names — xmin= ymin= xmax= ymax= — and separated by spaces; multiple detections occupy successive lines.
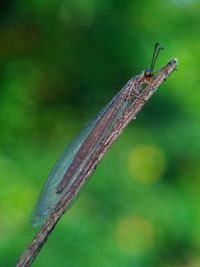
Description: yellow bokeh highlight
xmin=116 ymin=215 xmax=155 ymax=254
xmin=127 ymin=144 xmax=166 ymax=184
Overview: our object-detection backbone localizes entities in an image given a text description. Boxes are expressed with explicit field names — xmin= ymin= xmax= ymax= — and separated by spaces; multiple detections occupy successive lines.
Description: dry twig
xmin=16 ymin=58 xmax=177 ymax=267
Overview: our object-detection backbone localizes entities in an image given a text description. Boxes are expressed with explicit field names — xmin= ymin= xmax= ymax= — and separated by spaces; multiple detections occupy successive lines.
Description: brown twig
xmin=15 ymin=58 xmax=177 ymax=267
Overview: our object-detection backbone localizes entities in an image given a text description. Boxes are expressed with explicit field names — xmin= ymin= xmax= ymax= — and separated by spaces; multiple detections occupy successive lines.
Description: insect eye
xmin=144 ymin=69 xmax=152 ymax=77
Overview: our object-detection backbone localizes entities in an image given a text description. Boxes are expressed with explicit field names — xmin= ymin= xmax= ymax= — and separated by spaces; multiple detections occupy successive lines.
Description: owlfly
xmin=31 ymin=43 xmax=175 ymax=227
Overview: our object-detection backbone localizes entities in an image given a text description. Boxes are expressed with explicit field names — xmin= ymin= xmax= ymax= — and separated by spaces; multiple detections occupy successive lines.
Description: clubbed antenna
xmin=150 ymin=43 xmax=164 ymax=73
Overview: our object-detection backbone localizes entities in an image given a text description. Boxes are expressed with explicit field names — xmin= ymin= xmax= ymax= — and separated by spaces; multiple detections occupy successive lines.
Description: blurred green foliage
xmin=1 ymin=0 xmax=200 ymax=266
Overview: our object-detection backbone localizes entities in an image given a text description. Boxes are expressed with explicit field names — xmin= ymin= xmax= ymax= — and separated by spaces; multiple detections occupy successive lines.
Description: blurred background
xmin=1 ymin=0 xmax=200 ymax=266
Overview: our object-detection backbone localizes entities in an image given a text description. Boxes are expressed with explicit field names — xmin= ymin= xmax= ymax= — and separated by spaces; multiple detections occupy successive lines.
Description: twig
xmin=15 ymin=58 xmax=177 ymax=267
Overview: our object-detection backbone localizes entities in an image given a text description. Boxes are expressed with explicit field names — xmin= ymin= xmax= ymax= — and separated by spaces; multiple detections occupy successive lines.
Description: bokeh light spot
xmin=116 ymin=215 xmax=155 ymax=254
xmin=127 ymin=144 xmax=166 ymax=184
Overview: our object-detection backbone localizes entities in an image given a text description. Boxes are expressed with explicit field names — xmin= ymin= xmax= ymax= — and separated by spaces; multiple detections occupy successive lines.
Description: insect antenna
xmin=150 ymin=43 xmax=164 ymax=73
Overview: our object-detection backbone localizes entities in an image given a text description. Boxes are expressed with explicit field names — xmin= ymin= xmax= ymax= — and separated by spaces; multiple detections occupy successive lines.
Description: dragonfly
xmin=31 ymin=43 xmax=164 ymax=227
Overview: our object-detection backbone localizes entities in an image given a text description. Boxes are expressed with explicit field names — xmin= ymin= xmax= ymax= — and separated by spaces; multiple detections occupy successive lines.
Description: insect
xmin=31 ymin=43 xmax=164 ymax=227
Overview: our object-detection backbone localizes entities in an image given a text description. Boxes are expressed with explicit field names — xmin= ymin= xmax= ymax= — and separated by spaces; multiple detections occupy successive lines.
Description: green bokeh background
xmin=1 ymin=1 xmax=200 ymax=266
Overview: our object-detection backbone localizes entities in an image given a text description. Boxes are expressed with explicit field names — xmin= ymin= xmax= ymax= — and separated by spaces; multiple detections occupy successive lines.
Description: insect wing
xmin=30 ymin=85 xmax=129 ymax=227
xmin=31 ymin=115 xmax=102 ymax=227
